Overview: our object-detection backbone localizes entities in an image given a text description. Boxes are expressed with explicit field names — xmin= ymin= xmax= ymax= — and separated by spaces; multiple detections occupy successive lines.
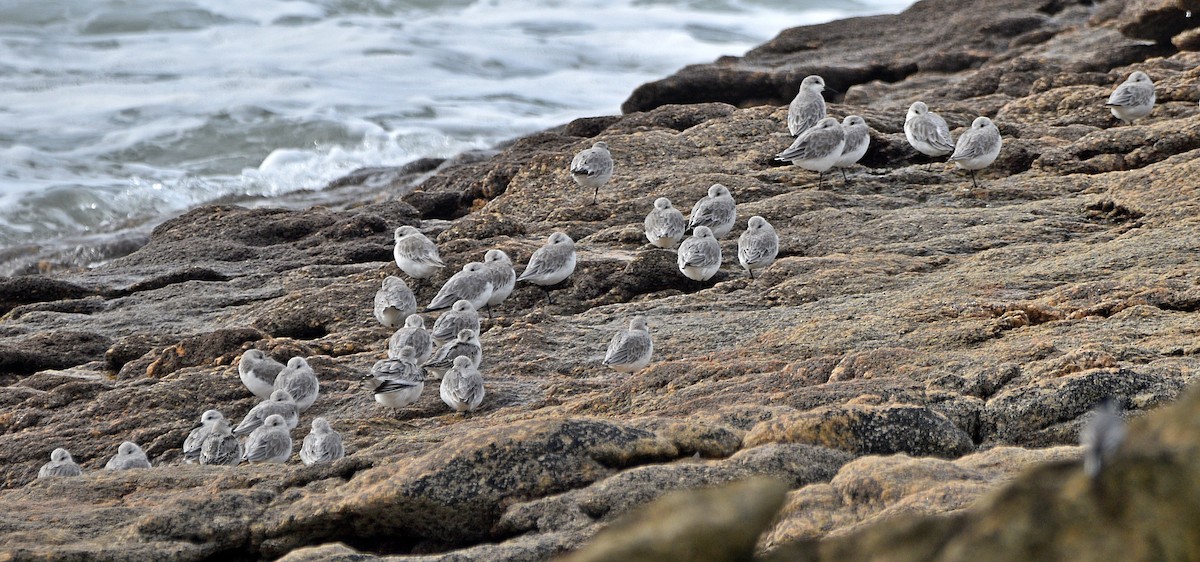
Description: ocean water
xmin=0 ymin=0 xmax=913 ymax=275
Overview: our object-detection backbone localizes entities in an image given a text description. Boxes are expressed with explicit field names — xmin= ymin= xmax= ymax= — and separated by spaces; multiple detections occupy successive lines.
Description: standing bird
xmin=1080 ymin=398 xmax=1127 ymax=479
xmin=233 ymin=389 xmax=300 ymax=436
xmin=393 ymin=226 xmax=445 ymax=282
xmin=273 ymin=357 xmax=319 ymax=412
xmin=644 ymin=197 xmax=686 ymax=249
xmin=677 ymin=226 xmax=722 ymax=282
xmin=737 ymin=216 xmax=779 ymax=279
xmin=440 ymin=356 xmax=485 ymax=414
xmin=833 ymin=115 xmax=871 ymax=182
xmin=948 ymin=116 xmax=1002 ymax=189
xmin=242 ymin=414 xmax=293 ymax=465
xmin=430 ymin=300 xmax=481 ymax=346
xmin=424 ymin=329 xmax=483 ymax=378
xmin=38 ymin=448 xmax=82 ymax=478
xmin=787 ymin=75 xmax=829 ymax=136
xmin=182 ymin=409 xmax=226 ymax=463
xmin=373 ymin=276 xmax=417 ymax=329
xmin=687 ymin=184 xmax=737 ymax=239
xmin=238 ymin=349 xmax=285 ymax=400
xmin=482 ymin=249 xmax=516 ymax=317
xmin=904 ymin=101 xmax=956 ymax=160
xmin=517 ymin=232 xmax=577 ymax=304
xmin=199 ymin=418 xmax=242 ymax=466
xmin=427 ymin=262 xmax=494 ymax=312
xmin=300 ymin=418 xmax=345 ymax=466
xmin=105 ymin=441 xmax=151 ymax=470
xmin=389 ymin=314 xmax=433 ymax=363
xmin=775 ymin=117 xmax=846 ymax=188
xmin=603 ymin=316 xmax=654 ymax=373
xmin=1105 ymin=71 xmax=1155 ymax=125
xmin=570 ymin=141 xmax=614 ymax=204
xmin=363 ymin=346 xmax=426 ymax=408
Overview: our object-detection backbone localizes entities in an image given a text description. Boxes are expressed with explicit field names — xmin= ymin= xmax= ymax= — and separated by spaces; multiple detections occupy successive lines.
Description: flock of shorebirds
xmin=36 ymin=70 xmax=1155 ymax=477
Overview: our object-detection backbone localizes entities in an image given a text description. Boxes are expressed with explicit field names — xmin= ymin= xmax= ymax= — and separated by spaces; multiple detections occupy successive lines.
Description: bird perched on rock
xmin=389 ymin=314 xmax=433 ymax=363
xmin=948 ymin=116 xmax=1002 ymax=188
xmin=364 ymin=346 xmax=426 ymax=408
xmin=1106 ymin=71 xmax=1155 ymax=125
xmin=644 ymin=197 xmax=686 ymax=249
xmin=833 ymin=115 xmax=871 ymax=182
xmin=687 ymin=184 xmax=737 ymax=239
xmin=105 ymin=441 xmax=151 ymax=470
xmin=393 ymin=225 xmax=445 ymax=281
xmin=517 ymin=232 xmax=576 ymax=304
xmin=38 ymin=448 xmax=82 ymax=478
xmin=300 ymin=417 xmax=345 ymax=466
xmin=238 ymin=349 xmax=285 ymax=400
xmin=425 ymin=329 xmax=483 ymax=378
xmin=430 ymin=299 xmax=481 ymax=346
xmin=273 ymin=357 xmax=319 ymax=412
xmin=242 ymin=414 xmax=293 ymax=464
xmin=775 ymin=117 xmax=846 ymax=188
xmin=199 ymin=418 xmax=242 ymax=466
xmin=233 ymin=389 xmax=300 ymax=436
xmin=570 ymin=141 xmax=613 ymax=204
xmin=482 ymin=249 xmax=516 ymax=316
xmin=603 ymin=316 xmax=653 ymax=373
xmin=441 ymin=356 xmax=485 ymax=414
xmin=1080 ymin=398 xmax=1126 ymax=479
xmin=182 ymin=409 xmax=226 ymax=463
xmin=787 ymin=75 xmax=829 ymax=136
xmin=427 ymin=262 xmax=494 ymax=312
xmin=677 ymin=226 xmax=722 ymax=282
xmin=373 ymin=275 xmax=417 ymax=329
xmin=904 ymin=101 xmax=955 ymax=160
xmin=737 ymin=216 xmax=779 ymax=279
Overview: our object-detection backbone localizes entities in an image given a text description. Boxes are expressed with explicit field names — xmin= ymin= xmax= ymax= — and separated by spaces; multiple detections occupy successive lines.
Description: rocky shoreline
xmin=3 ymin=0 xmax=1200 ymax=560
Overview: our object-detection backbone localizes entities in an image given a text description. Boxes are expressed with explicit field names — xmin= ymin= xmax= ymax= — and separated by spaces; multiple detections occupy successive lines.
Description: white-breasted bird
xmin=1106 ymin=71 xmax=1155 ymax=125
xmin=787 ymin=75 xmax=829 ymax=136
xmin=603 ymin=316 xmax=653 ymax=373
xmin=687 ymin=184 xmax=737 ymax=239
xmin=440 ymin=356 xmax=485 ymax=413
xmin=677 ymin=226 xmax=722 ymax=282
xmin=393 ymin=225 xmax=445 ymax=281
xmin=570 ymin=141 xmax=614 ymax=204
xmin=300 ymin=417 xmax=345 ymax=466
xmin=948 ymin=116 xmax=1002 ymax=189
xmin=517 ymin=232 xmax=576 ymax=304
xmin=737 ymin=216 xmax=779 ymax=279
xmin=373 ymin=275 xmax=417 ymax=329
xmin=644 ymin=197 xmax=686 ymax=249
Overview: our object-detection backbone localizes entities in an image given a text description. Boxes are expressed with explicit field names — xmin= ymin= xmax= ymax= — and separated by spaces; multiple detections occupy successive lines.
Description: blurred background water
xmin=0 ymin=0 xmax=913 ymax=274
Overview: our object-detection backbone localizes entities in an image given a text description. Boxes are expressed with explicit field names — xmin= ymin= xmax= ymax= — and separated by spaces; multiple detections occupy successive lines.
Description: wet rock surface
xmin=3 ymin=0 xmax=1200 ymax=559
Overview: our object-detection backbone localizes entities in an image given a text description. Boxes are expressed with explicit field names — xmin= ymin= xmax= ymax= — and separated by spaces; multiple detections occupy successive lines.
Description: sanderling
xmin=199 ymin=418 xmax=242 ymax=466
xmin=517 ymin=232 xmax=576 ymax=304
xmin=1106 ymin=71 xmax=1155 ymax=125
xmin=948 ymin=116 xmax=1002 ymax=188
xmin=570 ymin=141 xmax=614 ymax=204
xmin=182 ymin=409 xmax=225 ymax=463
xmin=427 ymin=262 xmax=494 ymax=312
xmin=687 ymin=184 xmax=737 ymax=239
xmin=603 ymin=316 xmax=653 ymax=373
xmin=233 ymin=389 xmax=300 ymax=436
xmin=393 ymin=226 xmax=446 ymax=281
xmin=388 ymin=314 xmax=433 ymax=364
xmin=788 ymin=75 xmax=829 ymax=136
xmin=242 ymin=414 xmax=293 ymax=464
xmin=775 ymin=117 xmax=846 ymax=188
xmin=424 ymin=329 xmax=482 ymax=377
xmin=440 ymin=356 xmax=485 ymax=413
xmin=105 ymin=441 xmax=151 ymax=470
xmin=364 ymin=346 xmax=426 ymax=408
xmin=677 ymin=226 xmax=722 ymax=282
xmin=430 ymin=300 xmax=481 ymax=346
xmin=374 ymin=276 xmax=417 ymax=329
xmin=238 ymin=349 xmax=285 ymax=400
xmin=1080 ymin=398 xmax=1126 ymax=479
xmin=834 ymin=115 xmax=871 ymax=182
xmin=38 ymin=448 xmax=82 ymax=478
xmin=738 ymin=216 xmax=779 ymax=279
xmin=273 ymin=357 xmax=319 ymax=412
xmin=904 ymin=101 xmax=956 ymax=160
xmin=482 ymin=249 xmax=516 ymax=317
xmin=300 ymin=417 xmax=345 ymax=466
xmin=644 ymin=197 xmax=686 ymax=249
